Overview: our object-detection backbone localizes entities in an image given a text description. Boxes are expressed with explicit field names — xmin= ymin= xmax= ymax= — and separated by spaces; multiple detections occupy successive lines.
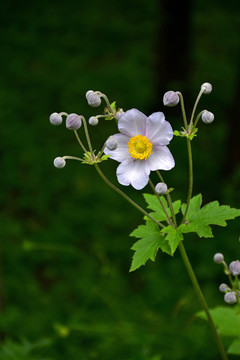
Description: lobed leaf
xmin=130 ymin=220 xmax=171 ymax=272
xmin=143 ymin=193 xmax=181 ymax=222
xmin=180 ymin=194 xmax=240 ymax=238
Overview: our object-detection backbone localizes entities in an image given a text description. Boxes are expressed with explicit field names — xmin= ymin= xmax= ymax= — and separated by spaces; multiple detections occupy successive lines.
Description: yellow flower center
xmin=128 ymin=134 xmax=153 ymax=160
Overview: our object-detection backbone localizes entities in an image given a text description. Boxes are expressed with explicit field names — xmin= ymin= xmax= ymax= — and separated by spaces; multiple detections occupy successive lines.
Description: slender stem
xmin=97 ymin=92 xmax=113 ymax=113
xmin=181 ymin=138 xmax=193 ymax=224
xmin=94 ymin=164 xmax=165 ymax=228
xmin=222 ymin=261 xmax=234 ymax=288
xmin=192 ymin=110 xmax=206 ymax=131
xmin=156 ymin=171 xmax=177 ymax=227
xmin=189 ymin=88 xmax=204 ymax=129
xmin=179 ymin=242 xmax=229 ymax=360
xmin=176 ymin=92 xmax=188 ymax=130
xmin=63 ymin=155 xmax=83 ymax=161
xmin=74 ymin=130 xmax=88 ymax=153
xmin=59 ymin=111 xmax=69 ymax=116
xmin=80 ymin=116 xmax=94 ymax=155
xmin=149 ymin=179 xmax=174 ymax=227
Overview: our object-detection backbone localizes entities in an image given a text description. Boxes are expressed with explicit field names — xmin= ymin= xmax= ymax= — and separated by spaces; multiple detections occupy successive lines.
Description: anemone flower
xmin=104 ymin=108 xmax=175 ymax=190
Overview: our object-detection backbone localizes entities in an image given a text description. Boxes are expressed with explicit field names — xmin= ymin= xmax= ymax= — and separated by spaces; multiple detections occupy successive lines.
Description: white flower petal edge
xmin=147 ymin=145 xmax=175 ymax=171
xmin=104 ymin=133 xmax=131 ymax=162
xmin=104 ymin=108 xmax=175 ymax=190
xmin=146 ymin=112 xmax=173 ymax=145
xmin=118 ymin=109 xmax=147 ymax=137
xmin=116 ymin=159 xmax=150 ymax=190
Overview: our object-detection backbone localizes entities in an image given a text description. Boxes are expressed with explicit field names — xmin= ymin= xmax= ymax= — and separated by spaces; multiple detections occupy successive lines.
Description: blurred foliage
xmin=0 ymin=0 xmax=240 ymax=359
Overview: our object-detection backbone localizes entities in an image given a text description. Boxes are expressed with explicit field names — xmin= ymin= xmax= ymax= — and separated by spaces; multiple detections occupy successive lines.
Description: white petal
xmin=146 ymin=112 xmax=173 ymax=145
xmin=116 ymin=159 xmax=150 ymax=190
xmin=118 ymin=108 xmax=147 ymax=137
xmin=104 ymin=133 xmax=131 ymax=162
xmin=147 ymin=145 xmax=175 ymax=171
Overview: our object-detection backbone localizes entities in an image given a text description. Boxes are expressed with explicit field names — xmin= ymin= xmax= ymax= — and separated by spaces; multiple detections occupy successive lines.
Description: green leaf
xmin=228 ymin=338 xmax=240 ymax=355
xmin=161 ymin=226 xmax=183 ymax=254
xmin=179 ymin=194 xmax=240 ymax=238
xmin=143 ymin=193 xmax=181 ymax=222
xmin=197 ymin=306 xmax=240 ymax=337
xmin=130 ymin=220 xmax=171 ymax=271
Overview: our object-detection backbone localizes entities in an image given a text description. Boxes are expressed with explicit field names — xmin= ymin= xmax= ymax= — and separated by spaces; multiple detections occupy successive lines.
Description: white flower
xmin=104 ymin=108 xmax=175 ymax=190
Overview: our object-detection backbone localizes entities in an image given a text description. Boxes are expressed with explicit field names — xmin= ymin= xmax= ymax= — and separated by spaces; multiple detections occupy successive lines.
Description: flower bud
xmin=116 ymin=109 xmax=125 ymax=120
xmin=106 ymin=136 xmax=118 ymax=151
xmin=163 ymin=91 xmax=179 ymax=107
xmin=155 ymin=182 xmax=168 ymax=195
xmin=86 ymin=90 xmax=101 ymax=107
xmin=49 ymin=112 xmax=63 ymax=126
xmin=219 ymin=283 xmax=228 ymax=293
xmin=201 ymin=82 xmax=212 ymax=94
xmin=53 ymin=157 xmax=66 ymax=168
xmin=229 ymin=260 xmax=240 ymax=276
xmin=89 ymin=116 xmax=99 ymax=126
xmin=224 ymin=292 xmax=237 ymax=304
xmin=213 ymin=252 xmax=224 ymax=264
xmin=201 ymin=111 xmax=214 ymax=124
xmin=66 ymin=113 xmax=82 ymax=130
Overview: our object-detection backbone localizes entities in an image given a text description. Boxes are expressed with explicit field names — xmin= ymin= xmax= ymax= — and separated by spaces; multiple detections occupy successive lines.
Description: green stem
xmin=192 ymin=110 xmax=206 ymax=131
xmin=156 ymin=171 xmax=177 ymax=227
xmin=74 ymin=130 xmax=88 ymax=153
xmin=80 ymin=116 xmax=94 ymax=155
xmin=94 ymin=164 xmax=165 ymax=228
xmin=63 ymin=155 xmax=83 ymax=162
xmin=179 ymin=242 xmax=229 ymax=360
xmin=181 ymin=138 xmax=193 ymax=224
xmin=189 ymin=88 xmax=204 ymax=129
xmin=98 ymin=92 xmax=113 ymax=113
xmin=176 ymin=92 xmax=188 ymax=130
xmin=149 ymin=179 xmax=174 ymax=227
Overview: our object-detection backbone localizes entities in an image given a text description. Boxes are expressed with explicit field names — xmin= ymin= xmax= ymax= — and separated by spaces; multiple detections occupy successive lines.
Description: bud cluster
xmin=213 ymin=252 xmax=240 ymax=305
xmin=49 ymin=90 xmax=121 ymax=169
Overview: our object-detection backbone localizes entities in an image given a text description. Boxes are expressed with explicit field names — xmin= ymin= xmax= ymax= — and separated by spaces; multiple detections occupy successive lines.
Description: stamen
xmin=128 ymin=134 xmax=152 ymax=160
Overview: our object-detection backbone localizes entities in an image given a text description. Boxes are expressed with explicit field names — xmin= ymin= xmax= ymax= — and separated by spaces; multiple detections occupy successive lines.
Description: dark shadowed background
xmin=0 ymin=0 xmax=240 ymax=359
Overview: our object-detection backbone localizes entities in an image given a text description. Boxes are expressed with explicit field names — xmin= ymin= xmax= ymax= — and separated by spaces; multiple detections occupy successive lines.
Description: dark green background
xmin=0 ymin=0 xmax=240 ymax=359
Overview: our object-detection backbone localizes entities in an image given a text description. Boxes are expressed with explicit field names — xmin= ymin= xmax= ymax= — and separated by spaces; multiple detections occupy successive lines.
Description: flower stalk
xmin=179 ymin=242 xmax=229 ymax=360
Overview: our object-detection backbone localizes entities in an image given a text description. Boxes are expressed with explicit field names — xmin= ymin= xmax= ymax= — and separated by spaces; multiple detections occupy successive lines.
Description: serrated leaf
xmin=130 ymin=220 xmax=171 ymax=271
xmin=143 ymin=193 xmax=181 ymax=222
xmin=197 ymin=306 xmax=240 ymax=337
xmin=180 ymin=194 xmax=240 ymax=238
xmin=161 ymin=226 xmax=183 ymax=254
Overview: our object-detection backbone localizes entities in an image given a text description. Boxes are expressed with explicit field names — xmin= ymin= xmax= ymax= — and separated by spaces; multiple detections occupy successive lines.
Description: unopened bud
xmin=202 ymin=111 xmax=214 ymax=124
xmin=163 ymin=91 xmax=179 ymax=107
xmin=49 ymin=112 xmax=63 ymax=126
xmin=89 ymin=116 xmax=99 ymax=126
xmin=224 ymin=292 xmax=237 ymax=304
xmin=66 ymin=113 xmax=82 ymax=130
xmin=155 ymin=182 xmax=168 ymax=195
xmin=229 ymin=260 xmax=240 ymax=276
xmin=53 ymin=157 xmax=66 ymax=168
xmin=106 ymin=136 xmax=118 ymax=150
xmin=219 ymin=283 xmax=228 ymax=293
xmin=86 ymin=90 xmax=101 ymax=107
xmin=116 ymin=109 xmax=125 ymax=120
xmin=201 ymin=82 xmax=212 ymax=94
xmin=213 ymin=253 xmax=224 ymax=264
